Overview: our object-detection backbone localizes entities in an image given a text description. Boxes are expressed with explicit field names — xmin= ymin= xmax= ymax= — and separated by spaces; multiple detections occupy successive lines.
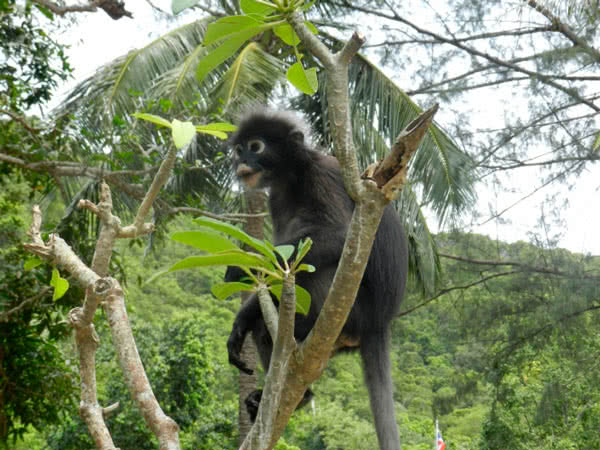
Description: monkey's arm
xmin=227 ymin=293 xmax=261 ymax=375
xmin=224 ymin=265 xmax=251 ymax=283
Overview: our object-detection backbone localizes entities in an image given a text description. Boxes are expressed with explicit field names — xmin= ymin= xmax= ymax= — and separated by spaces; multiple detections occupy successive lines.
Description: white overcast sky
xmin=46 ymin=0 xmax=600 ymax=255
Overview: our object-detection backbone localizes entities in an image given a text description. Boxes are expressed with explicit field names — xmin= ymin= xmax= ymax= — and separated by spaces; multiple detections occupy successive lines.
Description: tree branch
xmin=31 ymin=0 xmax=133 ymax=20
xmin=22 ymin=138 xmax=187 ymax=447
xmin=289 ymin=11 xmax=365 ymax=200
xmin=398 ymin=270 xmax=521 ymax=317
xmin=524 ymin=0 xmax=600 ymax=63
xmin=439 ymin=253 xmax=600 ymax=279
xmin=0 ymin=286 xmax=53 ymax=322
xmin=331 ymin=1 xmax=600 ymax=113
xmin=242 ymin=278 xmax=297 ymax=450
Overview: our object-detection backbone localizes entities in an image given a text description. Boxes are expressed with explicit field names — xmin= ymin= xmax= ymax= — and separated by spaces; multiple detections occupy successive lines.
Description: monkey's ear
xmin=288 ymin=130 xmax=304 ymax=146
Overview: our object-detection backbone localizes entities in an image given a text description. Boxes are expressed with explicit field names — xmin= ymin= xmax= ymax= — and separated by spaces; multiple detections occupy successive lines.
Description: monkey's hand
xmin=225 ymin=266 xmax=253 ymax=284
xmin=227 ymin=324 xmax=253 ymax=375
xmin=245 ymin=390 xmax=262 ymax=422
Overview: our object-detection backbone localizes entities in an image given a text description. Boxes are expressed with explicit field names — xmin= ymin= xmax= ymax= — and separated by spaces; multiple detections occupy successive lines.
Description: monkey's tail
xmin=360 ymin=329 xmax=401 ymax=450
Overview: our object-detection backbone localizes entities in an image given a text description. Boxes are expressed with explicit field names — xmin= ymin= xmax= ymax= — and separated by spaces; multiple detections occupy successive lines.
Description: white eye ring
xmin=233 ymin=143 xmax=243 ymax=155
xmin=247 ymin=139 xmax=265 ymax=153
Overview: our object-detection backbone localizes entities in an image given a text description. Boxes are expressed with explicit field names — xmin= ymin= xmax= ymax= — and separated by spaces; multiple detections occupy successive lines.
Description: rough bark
xmin=238 ymin=190 xmax=266 ymax=443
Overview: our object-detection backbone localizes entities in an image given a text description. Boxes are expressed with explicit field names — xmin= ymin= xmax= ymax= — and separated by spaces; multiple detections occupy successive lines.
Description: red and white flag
xmin=436 ymin=420 xmax=446 ymax=450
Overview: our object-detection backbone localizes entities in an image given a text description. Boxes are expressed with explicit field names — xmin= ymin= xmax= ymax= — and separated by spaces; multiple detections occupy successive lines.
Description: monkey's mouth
xmin=236 ymin=165 xmax=262 ymax=188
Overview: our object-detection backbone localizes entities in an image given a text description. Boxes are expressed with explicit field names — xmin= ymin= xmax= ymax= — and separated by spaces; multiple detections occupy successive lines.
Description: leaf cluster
xmin=0 ymin=0 xmax=71 ymax=110
xmin=153 ymin=216 xmax=315 ymax=314
xmin=197 ymin=0 xmax=319 ymax=94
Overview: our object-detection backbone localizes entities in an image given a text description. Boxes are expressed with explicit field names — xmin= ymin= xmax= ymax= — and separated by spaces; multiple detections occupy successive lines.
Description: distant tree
xmin=45 ymin=314 xmax=237 ymax=450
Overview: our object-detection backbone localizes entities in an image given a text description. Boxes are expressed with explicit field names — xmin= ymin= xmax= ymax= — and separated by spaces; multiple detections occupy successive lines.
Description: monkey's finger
xmin=230 ymin=355 xmax=253 ymax=375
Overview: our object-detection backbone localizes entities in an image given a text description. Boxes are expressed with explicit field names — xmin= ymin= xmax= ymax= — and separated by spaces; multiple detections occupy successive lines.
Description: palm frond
xmin=208 ymin=42 xmax=287 ymax=116
xmin=395 ymin=186 xmax=441 ymax=294
xmin=54 ymin=18 xmax=213 ymax=125
xmin=347 ymin=54 xmax=476 ymax=226
xmin=291 ymin=53 xmax=475 ymax=291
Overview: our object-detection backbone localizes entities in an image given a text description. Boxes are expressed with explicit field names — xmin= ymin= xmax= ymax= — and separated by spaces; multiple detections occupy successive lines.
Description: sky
xmin=46 ymin=0 xmax=600 ymax=255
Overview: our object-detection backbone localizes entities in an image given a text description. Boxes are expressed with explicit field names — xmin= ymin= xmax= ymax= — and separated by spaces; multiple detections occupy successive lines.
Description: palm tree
xmin=55 ymin=8 xmax=474 ymax=285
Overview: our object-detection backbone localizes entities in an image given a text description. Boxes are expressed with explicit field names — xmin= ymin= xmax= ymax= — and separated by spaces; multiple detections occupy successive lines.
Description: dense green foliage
xmin=45 ymin=313 xmax=238 ymax=450
xmin=0 ymin=173 xmax=78 ymax=444
xmin=12 ymin=217 xmax=598 ymax=449
xmin=0 ymin=0 xmax=71 ymax=110
xmin=1 ymin=1 xmax=599 ymax=449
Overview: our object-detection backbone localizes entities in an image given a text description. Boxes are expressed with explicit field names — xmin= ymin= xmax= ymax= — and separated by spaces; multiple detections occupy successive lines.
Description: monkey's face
xmin=231 ymin=137 xmax=270 ymax=188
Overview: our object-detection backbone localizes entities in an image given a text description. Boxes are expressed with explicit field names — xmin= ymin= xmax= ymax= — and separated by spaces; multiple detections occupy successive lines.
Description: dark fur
xmin=226 ymin=110 xmax=407 ymax=450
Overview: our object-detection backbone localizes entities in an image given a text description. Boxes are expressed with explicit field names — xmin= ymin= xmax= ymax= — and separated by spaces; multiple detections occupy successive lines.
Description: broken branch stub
xmin=365 ymin=103 xmax=439 ymax=198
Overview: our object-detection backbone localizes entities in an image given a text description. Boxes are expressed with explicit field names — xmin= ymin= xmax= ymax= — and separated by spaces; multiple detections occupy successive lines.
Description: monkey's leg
xmin=228 ymin=295 xmax=262 ymax=374
xmin=245 ymin=389 xmax=314 ymax=423
xmin=360 ymin=329 xmax=400 ymax=450
xmin=246 ymin=321 xmax=314 ymax=422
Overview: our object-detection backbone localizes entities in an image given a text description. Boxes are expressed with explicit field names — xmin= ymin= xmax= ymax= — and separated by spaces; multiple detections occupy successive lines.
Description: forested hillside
xmin=2 ymin=1 xmax=599 ymax=448
xmin=14 ymin=214 xmax=599 ymax=450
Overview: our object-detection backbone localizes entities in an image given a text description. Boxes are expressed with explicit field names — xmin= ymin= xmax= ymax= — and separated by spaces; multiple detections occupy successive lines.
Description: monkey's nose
xmin=236 ymin=163 xmax=255 ymax=177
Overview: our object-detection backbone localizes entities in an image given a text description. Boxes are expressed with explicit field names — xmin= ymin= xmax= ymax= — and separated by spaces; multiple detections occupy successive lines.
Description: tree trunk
xmin=238 ymin=190 xmax=266 ymax=444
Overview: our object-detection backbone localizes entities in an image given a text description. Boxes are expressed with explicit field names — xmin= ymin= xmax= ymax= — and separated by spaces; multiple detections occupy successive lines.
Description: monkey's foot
xmin=245 ymin=389 xmax=262 ymax=422
xmin=245 ymin=388 xmax=315 ymax=422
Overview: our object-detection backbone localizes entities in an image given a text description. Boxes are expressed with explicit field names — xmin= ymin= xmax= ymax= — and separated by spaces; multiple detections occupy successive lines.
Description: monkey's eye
xmin=233 ymin=144 xmax=243 ymax=155
xmin=247 ymin=139 xmax=265 ymax=154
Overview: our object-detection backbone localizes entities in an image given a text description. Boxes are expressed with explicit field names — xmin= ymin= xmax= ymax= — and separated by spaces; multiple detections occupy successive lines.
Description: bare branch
xmin=524 ymin=0 xmax=600 ymax=63
xmin=289 ymin=12 xmax=365 ymax=200
xmin=242 ymin=278 xmax=297 ymax=450
xmin=100 ymin=278 xmax=180 ymax=449
xmin=364 ymin=26 xmax=554 ymax=48
xmin=0 ymin=109 xmax=41 ymax=134
xmin=365 ymin=104 xmax=439 ymax=197
xmin=439 ymin=253 xmax=600 ymax=279
xmin=398 ymin=270 xmax=521 ymax=317
xmin=330 ymin=1 xmax=600 ymax=112
xmin=131 ymin=141 xmax=181 ymax=234
xmin=0 ymin=286 xmax=53 ymax=322
xmin=168 ymin=206 xmax=268 ymax=223
xmin=31 ymin=0 xmax=133 ymax=20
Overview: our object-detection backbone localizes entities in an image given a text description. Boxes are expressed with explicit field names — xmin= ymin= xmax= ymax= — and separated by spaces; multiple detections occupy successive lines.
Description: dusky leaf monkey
xmin=225 ymin=109 xmax=407 ymax=450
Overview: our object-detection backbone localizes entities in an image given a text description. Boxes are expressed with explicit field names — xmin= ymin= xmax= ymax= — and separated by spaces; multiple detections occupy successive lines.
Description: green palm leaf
xmin=347 ymin=54 xmax=476 ymax=225
xmin=293 ymin=53 xmax=475 ymax=291
xmin=55 ymin=19 xmax=213 ymax=126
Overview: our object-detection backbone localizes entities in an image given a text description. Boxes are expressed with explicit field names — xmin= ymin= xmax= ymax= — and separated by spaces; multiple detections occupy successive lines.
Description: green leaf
xmin=171 ymin=119 xmax=196 ymax=148
xmin=195 ymin=129 xmax=228 ymax=140
xmin=195 ymin=122 xmax=236 ymax=139
xmin=50 ymin=268 xmax=69 ymax=301
xmin=304 ymin=21 xmax=318 ymax=35
xmin=204 ymin=15 xmax=265 ymax=45
xmin=168 ymin=252 xmax=270 ymax=273
xmin=211 ymin=282 xmax=255 ymax=299
xmin=296 ymin=263 xmax=316 ymax=273
xmin=287 ymin=62 xmax=318 ymax=95
xmin=170 ymin=230 xmax=240 ymax=252
xmin=301 ymin=0 xmax=316 ymax=12
xmin=197 ymin=27 xmax=272 ymax=83
xmin=593 ymin=131 xmax=600 ymax=151
xmin=196 ymin=122 xmax=237 ymax=132
xmin=193 ymin=217 xmax=276 ymax=261
xmin=172 ymin=0 xmax=198 ymax=14
xmin=295 ymin=237 xmax=313 ymax=264
xmin=275 ymin=245 xmax=295 ymax=261
xmin=33 ymin=3 xmax=54 ymax=19
xmin=132 ymin=112 xmax=172 ymax=128
xmin=269 ymin=283 xmax=311 ymax=315
xmin=273 ymin=24 xmax=300 ymax=46
xmin=24 ymin=257 xmax=43 ymax=270
xmin=240 ymin=0 xmax=277 ymax=16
